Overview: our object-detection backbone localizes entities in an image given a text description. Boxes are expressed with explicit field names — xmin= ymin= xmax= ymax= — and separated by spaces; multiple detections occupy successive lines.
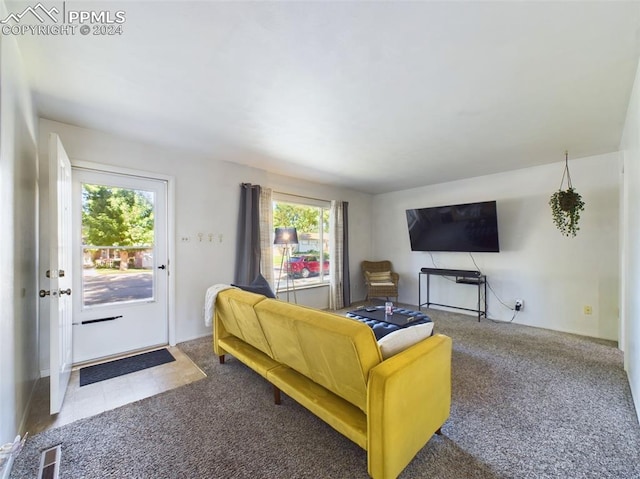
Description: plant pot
xmin=549 ymin=187 xmax=585 ymax=237
xmin=558 ymin=190 xmax=579 ymax=211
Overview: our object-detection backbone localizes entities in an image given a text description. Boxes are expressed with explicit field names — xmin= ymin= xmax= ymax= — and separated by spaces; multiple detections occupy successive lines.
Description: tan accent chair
xmin=362 ymin=260 xmax=399 ymax=303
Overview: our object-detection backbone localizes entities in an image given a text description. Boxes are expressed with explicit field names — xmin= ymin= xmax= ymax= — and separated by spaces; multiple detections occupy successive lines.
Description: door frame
xmin=72 ymin=160 xmax=177 ymax=347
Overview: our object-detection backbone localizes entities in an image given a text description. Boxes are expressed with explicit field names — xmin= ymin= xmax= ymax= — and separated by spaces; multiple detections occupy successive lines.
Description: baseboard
xmin=628 ymin=369 xmax=640 ymax=424
xmin=1 ymin=435 xmax=27 ymax=479
xmin=176 ymin=332 xmax=212 ymax=344
xmin=1 ymin=453 xmax=15 ymax=479
xmin=18 ymin=376 xmax=40 ymax=436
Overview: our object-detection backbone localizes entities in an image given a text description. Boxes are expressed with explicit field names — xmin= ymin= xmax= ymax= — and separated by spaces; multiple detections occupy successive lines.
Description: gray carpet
xmin=10 ymin=309 xmax=640 ymax=478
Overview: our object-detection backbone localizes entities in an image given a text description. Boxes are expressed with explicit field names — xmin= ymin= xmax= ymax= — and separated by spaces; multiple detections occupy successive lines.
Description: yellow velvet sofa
xmin=213 ymin=288 xmax=452 ymax=479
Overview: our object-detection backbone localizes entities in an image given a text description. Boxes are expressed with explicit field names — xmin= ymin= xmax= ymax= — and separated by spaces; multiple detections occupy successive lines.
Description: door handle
xmin=45 ymin=270 xmax=65 ymax=278
xmin=158 ymin=265 xmax=166 ymax=270
xmin=40 ymin=289 xmax=71 ymax=297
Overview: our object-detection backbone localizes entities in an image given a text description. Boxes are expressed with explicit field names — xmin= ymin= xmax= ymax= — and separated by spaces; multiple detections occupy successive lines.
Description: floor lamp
xmin=274 ymin=227 xmax=298 ymax=303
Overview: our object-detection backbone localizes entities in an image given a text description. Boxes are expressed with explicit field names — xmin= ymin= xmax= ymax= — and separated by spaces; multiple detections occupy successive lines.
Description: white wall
xmin=37 ymin=119 xmax=373 ymax=373
xmin=372 ymin=153 xmax=619 ymax=340
xmin=0 ymin=18 xmax=39 ymax=443
xmin=620 ymin=58 xmax=640 ymax=422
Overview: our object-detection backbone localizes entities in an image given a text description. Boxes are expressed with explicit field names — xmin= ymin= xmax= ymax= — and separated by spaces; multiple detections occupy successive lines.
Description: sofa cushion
xmin=216 ymin=288 xmax=274 ymax=358
xmin=218 ymin=336 xmax=280 ymax=378
xmin=377 ymin=322 xmax=435 ymax=359
xmin=267 ymin=365 xmax=368 ymax=449
xmin=255 ymin=299 xmax=382 ymax=413
xmin=365 ymin=270 xmax=395 ymax=285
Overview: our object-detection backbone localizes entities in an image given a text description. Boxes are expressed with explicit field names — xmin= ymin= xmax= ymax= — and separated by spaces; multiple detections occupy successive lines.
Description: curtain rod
xmin=274 ymin=190 xmax=331 ymax=203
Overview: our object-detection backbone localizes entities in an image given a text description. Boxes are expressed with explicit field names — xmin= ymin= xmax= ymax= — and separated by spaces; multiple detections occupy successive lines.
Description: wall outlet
xmin=515 ymin=299 xmax=524 ymax=311
xmin=180 ymin=236 xmax=191 ymax=243
xmin=584 ymin=305 xmax=592 ymax=315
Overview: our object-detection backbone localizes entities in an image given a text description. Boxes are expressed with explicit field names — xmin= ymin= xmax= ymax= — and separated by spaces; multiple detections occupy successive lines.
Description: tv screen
xmin=406 ymin=200 xmax=500 ymax=252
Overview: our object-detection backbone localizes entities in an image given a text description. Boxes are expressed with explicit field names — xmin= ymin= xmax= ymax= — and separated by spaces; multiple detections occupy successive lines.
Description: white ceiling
xmin=11 ymin=1 xmax=640 ymax=194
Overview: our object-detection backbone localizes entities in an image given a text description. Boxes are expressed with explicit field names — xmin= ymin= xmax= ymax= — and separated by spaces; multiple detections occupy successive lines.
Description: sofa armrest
xmin=366 ymin=334 xmax=452 ymax=479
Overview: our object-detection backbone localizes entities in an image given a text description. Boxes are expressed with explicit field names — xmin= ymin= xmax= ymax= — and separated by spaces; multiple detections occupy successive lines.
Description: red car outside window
xmin=286 ymin=255 xmax=329 ymax=278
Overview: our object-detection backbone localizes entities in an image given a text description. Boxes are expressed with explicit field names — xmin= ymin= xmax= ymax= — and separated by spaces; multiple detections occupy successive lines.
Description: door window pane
xmin=81 ymin=184 xmax=155 ymax=307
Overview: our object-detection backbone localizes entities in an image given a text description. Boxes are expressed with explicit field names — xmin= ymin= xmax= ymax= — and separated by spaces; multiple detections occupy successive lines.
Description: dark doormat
xmin=80 ymin=348 xmax=175 ymax=386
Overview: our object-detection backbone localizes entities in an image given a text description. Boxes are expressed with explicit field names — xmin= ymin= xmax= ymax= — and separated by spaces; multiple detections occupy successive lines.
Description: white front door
xmin=49 ymin=133 xmax=73 ymax=414
xmin=71 ymin=169 xmax=169 ymax=364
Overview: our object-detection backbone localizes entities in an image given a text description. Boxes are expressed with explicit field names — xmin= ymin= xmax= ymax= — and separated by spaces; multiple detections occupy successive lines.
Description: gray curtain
xmin=342 ymin=202 xmax=350 ymax=306
xmin=329 ymin=200 xmax=351 ymax=309
xmin=234 ymin=183 xmax=261 ymax=284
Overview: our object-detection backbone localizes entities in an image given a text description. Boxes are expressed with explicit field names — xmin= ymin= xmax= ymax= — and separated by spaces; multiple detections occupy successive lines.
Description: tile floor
xmin=25 ymin=346 xmax=207 ymax=436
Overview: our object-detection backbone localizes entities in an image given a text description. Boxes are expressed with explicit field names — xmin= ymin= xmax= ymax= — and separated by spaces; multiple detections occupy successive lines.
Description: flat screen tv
xmin=406 ymin=200 xmax=500 ymax=252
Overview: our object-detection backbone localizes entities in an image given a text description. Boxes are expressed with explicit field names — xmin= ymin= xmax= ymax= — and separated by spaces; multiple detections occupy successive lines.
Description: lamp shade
xmin=274 ymin=227 xmax=298 ymax=245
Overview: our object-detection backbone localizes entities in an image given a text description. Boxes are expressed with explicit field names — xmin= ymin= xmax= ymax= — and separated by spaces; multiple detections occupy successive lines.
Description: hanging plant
xmin=549 ymin=151 xmax=585 ymax=237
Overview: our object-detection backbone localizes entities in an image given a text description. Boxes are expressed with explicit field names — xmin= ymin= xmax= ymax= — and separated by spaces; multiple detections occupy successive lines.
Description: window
xmin=272 ymin=195 xmax=330 ymax=291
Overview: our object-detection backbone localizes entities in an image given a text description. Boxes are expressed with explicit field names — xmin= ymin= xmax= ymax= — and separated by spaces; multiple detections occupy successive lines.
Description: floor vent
xmin=38 ymin=445 xmax=61 ymax=479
